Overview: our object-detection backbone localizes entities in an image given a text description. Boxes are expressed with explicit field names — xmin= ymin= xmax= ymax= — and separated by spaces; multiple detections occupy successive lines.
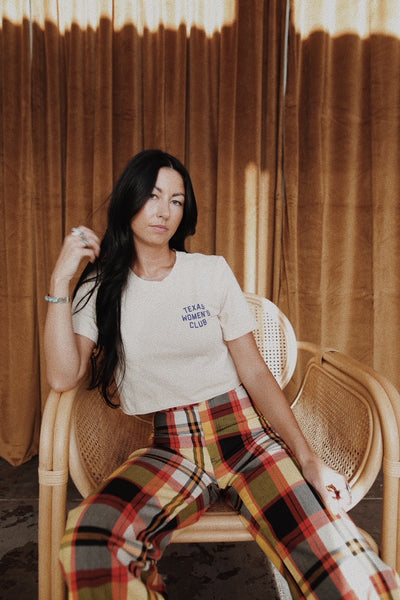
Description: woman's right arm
xmin=44 ymin=226 xmax=100 ymax=391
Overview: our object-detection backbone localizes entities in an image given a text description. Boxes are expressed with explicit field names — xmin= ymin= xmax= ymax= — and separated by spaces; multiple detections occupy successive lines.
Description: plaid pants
xmin=60 ymin=386 xmax=400 ymax=599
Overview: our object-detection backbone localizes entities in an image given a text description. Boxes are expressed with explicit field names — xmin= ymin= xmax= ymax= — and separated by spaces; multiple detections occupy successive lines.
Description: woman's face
xmin=130 ymin=167 xmax=185 ymax=250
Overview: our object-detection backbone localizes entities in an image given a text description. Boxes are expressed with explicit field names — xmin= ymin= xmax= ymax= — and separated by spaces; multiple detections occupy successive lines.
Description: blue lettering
xmin=182 ymin=303 xmax=207 ymax=313
xmin=189 ymin=319 xmax=207 ymax=329
xmin=181 ymin=303 xmax=209 ymax=329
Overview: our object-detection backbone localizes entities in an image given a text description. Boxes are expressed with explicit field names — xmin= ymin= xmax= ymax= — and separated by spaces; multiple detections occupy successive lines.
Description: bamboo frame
xmin=38 ymin=297 xmax=400 ymax=599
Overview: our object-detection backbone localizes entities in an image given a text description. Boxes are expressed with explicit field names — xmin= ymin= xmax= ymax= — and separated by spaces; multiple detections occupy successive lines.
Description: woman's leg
xmin=225 ymin=455 xmax=400 ymax=599
xmin=60 ymin=445 xmax=218 ymax=600
xmin=200 ymin=387 xmax=400 ymax=599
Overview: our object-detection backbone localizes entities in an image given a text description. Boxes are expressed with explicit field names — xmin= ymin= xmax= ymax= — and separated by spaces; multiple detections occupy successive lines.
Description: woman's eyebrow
xmin=153 ymin=185 xmax=185 ymax=198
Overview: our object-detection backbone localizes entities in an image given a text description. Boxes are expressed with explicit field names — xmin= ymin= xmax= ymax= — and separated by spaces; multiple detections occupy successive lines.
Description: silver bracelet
xmin=45 ymin=295 xmax=71 ymax=304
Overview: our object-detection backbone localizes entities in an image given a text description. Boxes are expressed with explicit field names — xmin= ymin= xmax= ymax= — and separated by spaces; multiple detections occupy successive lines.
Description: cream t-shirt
xmin=72 ymin=252 xmax=258 ymax=415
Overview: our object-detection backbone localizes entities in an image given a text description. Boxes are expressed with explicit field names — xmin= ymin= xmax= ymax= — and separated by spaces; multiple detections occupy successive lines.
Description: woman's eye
xmin=171 ymin=199 xmax=183 ymax=206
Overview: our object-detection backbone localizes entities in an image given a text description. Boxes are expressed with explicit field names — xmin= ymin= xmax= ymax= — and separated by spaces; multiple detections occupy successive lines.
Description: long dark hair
xmin=74 ymin=149 xmax=198 ymax=407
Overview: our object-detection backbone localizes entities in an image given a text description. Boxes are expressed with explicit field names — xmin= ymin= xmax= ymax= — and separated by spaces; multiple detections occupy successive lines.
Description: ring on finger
xmin=72 ymin=227 xmax=90 ymax=247
xmin=326 ymin=484 xmax=341 ymax=500
xmin=71 ymin=226 xmax=83 ymax=237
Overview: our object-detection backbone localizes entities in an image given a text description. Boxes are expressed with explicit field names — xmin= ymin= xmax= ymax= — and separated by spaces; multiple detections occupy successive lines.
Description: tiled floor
xmin=0 ymin=455 xmax=384 ymax=600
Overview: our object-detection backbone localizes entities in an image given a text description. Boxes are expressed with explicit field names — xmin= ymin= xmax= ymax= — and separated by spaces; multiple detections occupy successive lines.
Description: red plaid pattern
xmin=60 ymin=386 xmax=400 ymax=599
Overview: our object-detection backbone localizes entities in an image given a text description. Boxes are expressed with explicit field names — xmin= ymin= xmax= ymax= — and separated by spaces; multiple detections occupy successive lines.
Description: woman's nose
xmin=157 ymin=197 xmax=170 ymax=218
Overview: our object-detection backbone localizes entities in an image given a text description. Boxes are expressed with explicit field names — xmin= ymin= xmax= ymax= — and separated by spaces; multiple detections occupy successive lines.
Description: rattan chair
xmin=38 ymin=293 xmax=400 ymax=599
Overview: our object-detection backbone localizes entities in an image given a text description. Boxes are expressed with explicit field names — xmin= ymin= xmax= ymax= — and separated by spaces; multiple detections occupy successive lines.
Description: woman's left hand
xmin=300 ymin=454 xmax=352 ymax=515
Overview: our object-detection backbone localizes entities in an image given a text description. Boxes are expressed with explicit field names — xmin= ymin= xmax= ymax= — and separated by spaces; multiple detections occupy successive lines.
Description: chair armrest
xmin=320 ymin=350 xmax=400 ymax=571
xmin=38 ymin=387 xmax=78 ymax=600
xmin=292 ymin=346 xmax=400 ymax=570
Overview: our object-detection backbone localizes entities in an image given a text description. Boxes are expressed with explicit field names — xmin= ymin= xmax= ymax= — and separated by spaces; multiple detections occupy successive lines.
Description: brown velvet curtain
xmin=282 ymin=0 xmax=400 ymax=393
xmin=3 ymin=0 xmax=400 ymax=467
xmin=1 ymin=1 xmax=288 ymax=465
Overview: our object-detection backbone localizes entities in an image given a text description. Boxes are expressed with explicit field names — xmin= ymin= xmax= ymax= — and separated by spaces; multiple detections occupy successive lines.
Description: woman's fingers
xmin=70 ymin=226 xmax=101 ymax=258
xmin=302 ymin=456 xmax=352 ymax=516
xmin=67 ymin=225 xmax=100 ymax=264
xmin=52 ymin=226 xmax=100 ymax=281
xmin=325 ymin=480 xmax=352 ymax=511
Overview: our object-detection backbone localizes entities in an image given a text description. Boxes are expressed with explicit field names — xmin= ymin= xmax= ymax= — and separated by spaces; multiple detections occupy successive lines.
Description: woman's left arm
xmin=226 ymin=332 xmax=352 ymax=513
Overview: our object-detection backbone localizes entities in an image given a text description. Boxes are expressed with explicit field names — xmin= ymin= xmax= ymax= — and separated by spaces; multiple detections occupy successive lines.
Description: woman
xmin=44 ymin=149 xmax=400 ymax=599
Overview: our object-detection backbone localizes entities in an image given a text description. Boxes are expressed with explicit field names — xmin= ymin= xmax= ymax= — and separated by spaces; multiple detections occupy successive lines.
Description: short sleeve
xmin=72 ymin=282 xmax=99 ymax=343
xmin=217 ymin=257 xmax=259 ymax=341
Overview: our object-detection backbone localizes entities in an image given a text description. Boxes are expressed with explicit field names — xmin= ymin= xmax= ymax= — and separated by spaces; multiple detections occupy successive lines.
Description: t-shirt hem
xmin=119 ymin=379 xmax=244 ymax=416
xmin=223 ymin=320 xmax=259 ymax=342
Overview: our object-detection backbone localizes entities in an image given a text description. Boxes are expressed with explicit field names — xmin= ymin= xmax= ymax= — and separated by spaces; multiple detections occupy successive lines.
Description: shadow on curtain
xmin=281 ymin=25 xmax=400 ymax=399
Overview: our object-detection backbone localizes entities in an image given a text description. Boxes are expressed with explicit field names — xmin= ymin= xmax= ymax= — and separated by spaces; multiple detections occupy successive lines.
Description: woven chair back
xmin=70 ymin=387 xmax=153 ymax=495
xmin=244 ymin=293 xmax=297 ymax=389
xmin=292 ymin=358 xmax=382 ymax=508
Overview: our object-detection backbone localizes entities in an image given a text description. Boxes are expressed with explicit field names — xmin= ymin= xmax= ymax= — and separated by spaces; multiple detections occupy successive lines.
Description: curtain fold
xmin=1 ymin=2 xmax=40 ymax=465
xmin=1 ymin=0 xmax=288 ymax=465
xmin=282 ymin=0 xmax=400 ymax=391
xmin=215 ymin=0 xmax=288 ymax=295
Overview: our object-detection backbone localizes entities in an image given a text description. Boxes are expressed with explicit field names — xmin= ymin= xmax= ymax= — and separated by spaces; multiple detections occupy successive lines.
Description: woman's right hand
xmin=51 ymin=226 xmax=101 ymax=284
xmin=45 ymin=225 xmax=100 ymax=391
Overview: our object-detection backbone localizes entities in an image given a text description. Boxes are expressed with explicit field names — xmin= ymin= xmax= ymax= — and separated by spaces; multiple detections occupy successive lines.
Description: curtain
xmin=4 ymin=0 xmax=399 ymax=467
xmin=282 ymin=0 xmax=400 ymax=392
xmin=0 ymin=1 xmax=41 ymax=466
xmin=0 ymin=0 xmax=288 ymax=465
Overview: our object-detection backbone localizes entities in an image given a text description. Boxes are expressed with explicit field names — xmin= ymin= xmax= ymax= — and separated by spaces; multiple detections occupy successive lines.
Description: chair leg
xmin=38 ymin=483 xmax=53 ymax=599
xmin=51 ymin=482 xmax=68 ymax=599
xmin=38 ymin=390 xmax=61 ymax=600
xmin=38 ymin=388 xmax=77 ymax=600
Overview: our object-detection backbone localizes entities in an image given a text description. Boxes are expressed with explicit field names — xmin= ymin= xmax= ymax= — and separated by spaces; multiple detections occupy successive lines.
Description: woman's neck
xmin=132 ymin=247 xmax=176 ymax=281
